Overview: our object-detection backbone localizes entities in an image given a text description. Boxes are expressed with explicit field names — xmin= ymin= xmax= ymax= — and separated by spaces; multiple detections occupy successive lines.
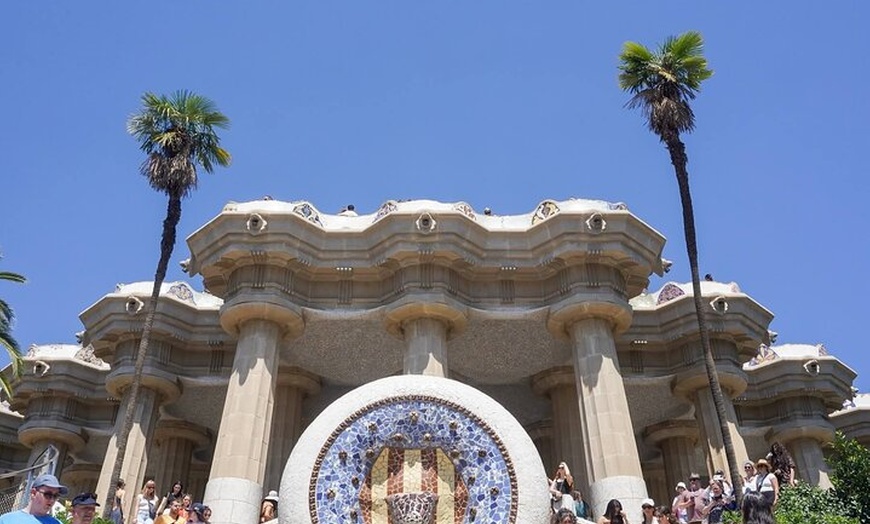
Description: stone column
xmin=61 ymin=464 xmax=102 ymax=498
xmin=24 ymin=441 xmax=69 ymax=479
xmin=385 ymin=302 xmax=467 ymax=379
xmin=403 ymin=318 xmax=449 ymax=376
xmin=567 ymin=316 xmax=648 ymax=520
xmin=645 ymin=420 xmax=700 ymax=496
xmin=788 ymin=437 xmax=831 ymax=488
xmin=94 ymin=339 xmax=181 ymax=517
xmin=204 ymin=295 xmax=303 ymax=524
xmin=263 ymin=369 xmax=321 ymax=493
xmin=771 ymin=425 xmax=834 ymax=489
xmin=692 ymin=388 xmax=748 ymax=476
xmin=532 ymin=367 xmax=588 ymax=494
xmin=150 ymin=420 xmax=211 ymax=497
xmin=96 ymin=386 xmax=164 ymax=517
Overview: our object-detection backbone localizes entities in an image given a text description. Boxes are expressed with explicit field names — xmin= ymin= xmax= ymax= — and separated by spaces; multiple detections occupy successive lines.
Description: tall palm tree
xmin=103 ymin=91 xmax=230 ymax=515
xmin=618 ymin=32 xmax=744 ymax=498
xmin=0 ymin=261 xmax=25 ymax=398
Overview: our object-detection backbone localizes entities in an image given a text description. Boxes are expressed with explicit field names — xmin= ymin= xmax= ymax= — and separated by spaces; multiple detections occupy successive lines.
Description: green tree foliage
xmin=828 ymin=432 xmax=870 ymax=523
xmin=0 ymin=259 xmax=25 ymax=398
xmin=774 ymin=482 xmax=857 ymax=524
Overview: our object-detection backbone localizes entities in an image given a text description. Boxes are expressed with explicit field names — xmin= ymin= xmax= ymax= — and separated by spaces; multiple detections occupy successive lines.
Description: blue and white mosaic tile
xmin=310 ymin=396 xmax=517 ymax=524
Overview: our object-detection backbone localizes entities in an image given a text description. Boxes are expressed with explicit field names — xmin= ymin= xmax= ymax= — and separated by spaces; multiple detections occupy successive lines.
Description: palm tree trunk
xmin=102 ymin=193 xmax=182 ymax=517
xmin=664 ymin=135 xmax=744 ymax=503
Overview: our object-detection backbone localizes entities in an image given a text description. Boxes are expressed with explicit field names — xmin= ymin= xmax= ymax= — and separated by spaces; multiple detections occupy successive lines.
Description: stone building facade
xmin=0 ymin=198 xmax=867 ymax=523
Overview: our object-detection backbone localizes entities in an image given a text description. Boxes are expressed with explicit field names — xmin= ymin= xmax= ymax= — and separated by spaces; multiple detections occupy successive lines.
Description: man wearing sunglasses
xmin=0 ymin=473 xmax=68 ymax=523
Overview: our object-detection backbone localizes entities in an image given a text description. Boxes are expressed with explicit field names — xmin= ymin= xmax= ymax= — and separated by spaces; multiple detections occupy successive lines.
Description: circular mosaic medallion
xmin=309 ymin=395 xmax=517 ymax=524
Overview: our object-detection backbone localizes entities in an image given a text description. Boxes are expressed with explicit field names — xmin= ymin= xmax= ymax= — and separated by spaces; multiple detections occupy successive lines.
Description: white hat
xmin=641 ymin=498 xmax=655 ymax=508
xmin=264 ymin=490 xmax=279 ymax=503
xmin=675 ymin=482 xmax=687 ymax=490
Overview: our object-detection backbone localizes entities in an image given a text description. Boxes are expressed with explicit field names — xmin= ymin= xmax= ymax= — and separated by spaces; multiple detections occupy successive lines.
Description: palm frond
xmin=617 ymin=31 xmax=713 ymax=138
xmin=128 ymin=90 xmax=231 ymax=196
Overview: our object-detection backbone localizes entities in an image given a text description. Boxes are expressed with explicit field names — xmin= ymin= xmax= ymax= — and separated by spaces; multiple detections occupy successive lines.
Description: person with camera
xmin=700 ymin=479 xmax=735 ymax=524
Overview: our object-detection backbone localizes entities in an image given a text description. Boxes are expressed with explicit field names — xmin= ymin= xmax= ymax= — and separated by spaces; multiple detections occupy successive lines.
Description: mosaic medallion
xmin=309 ymin=396 xmax=517 ymax=524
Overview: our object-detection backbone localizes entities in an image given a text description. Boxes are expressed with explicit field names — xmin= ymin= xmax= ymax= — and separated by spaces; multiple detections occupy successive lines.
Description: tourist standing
xmin=700 ymin=480 xmax=734 ymax=524
xmin=753 ymin=460 xmax=779 ymax=506
xmin=597 ymin=499 xmax=628 ymax=524
xmin=677 ymin=473 xmax=706 ymax=524
xmin=670 ymin=482 xmax=688 ymax=524
xmin=0 ymin=474 xmax=68 ymax=524
xmin=155 ymin=482 xmax=183 ymax=516
xmin=70 ymin=493 xmax=99 ymax=524
xmin=768 ymin=442 xmax=796 ymax=487
xmin=135 ymin=480 xmax=159 ymax=524
xmin=153 ymin=500 xmax=184 ymax=524
xmin=741 ymin=461 xmax=756 ymax=495
xmin=110 ymin=480 xmax=126 ymax=524
xmin=640 ymin=498 xmax=656 ymax=524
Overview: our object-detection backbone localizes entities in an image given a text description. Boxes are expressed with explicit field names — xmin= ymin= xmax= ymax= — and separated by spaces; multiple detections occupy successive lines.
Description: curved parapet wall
xmin=281 ymin=375 xmax=550 ymax=524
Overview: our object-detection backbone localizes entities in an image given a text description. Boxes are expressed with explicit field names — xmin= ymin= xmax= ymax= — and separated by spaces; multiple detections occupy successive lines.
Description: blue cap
xmin=72 ymin=493 xmax=100 ymax=507
xmin=32 ymin=474 xmax=68 ymax=496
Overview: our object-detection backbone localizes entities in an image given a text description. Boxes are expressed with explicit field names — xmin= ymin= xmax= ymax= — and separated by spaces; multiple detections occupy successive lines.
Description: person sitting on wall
xmin=549 ymin=462 xmax=575 ymax=512
xmin=573 ymin=490 xmax=591 ymax=521
xmin=70 ymin=493 xmax=100 ymax=524
xmin=0 ymin=474 xmax=68 ymax=524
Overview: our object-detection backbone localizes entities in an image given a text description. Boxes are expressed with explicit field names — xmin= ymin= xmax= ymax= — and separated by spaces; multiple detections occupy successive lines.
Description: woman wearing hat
xmin=260 ymin=491 xmax=279 ymax=523
xmin=753 ymin=459 xmax=779 ymax=506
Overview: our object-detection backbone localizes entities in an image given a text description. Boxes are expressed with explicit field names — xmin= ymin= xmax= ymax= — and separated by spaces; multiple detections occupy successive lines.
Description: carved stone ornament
xmin=125 ymin=296 xmax=144 ymax=315
xmin=246 ymin=212 xmax=268 ymax=234
xmin=531 ymin=200 xmax=560 ymax=225
xmin=709 ymin=295 xmax=729 ymax=314
xmin=585 ymin=213 xmax=607 ymax=233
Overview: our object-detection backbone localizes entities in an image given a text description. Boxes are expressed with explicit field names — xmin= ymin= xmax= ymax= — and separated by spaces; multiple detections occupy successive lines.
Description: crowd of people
xmin=549 ymin=442 xmax=796 ymax=524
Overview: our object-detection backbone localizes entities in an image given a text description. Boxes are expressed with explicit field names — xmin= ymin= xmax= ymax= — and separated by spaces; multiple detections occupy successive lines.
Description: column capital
xmin=531 ymin=366 xmax=575 ymax=396
xmin=277 ymin=367 xmax=321 ymax=397
xmin=671 ymin=366 xmax=748 ymax=400
xmin=643 ymin=419 xmax=699 ymax=447
xmin=153 ymin=419 xmax=212 ymax=449
xmin=19 ymin=425 xmax=86 ymax=452
xmin=547 ymin=301 xmax=632 ymax=340
xmin=768 ymin=421 xmax=835 ymax=446
xmin=220 ymin=297 xmax=304 ymax=339
xmin=105 ymin=369 xmax=181 ymax=404
xmin=384 ymin=301 xmax=467 ymax=339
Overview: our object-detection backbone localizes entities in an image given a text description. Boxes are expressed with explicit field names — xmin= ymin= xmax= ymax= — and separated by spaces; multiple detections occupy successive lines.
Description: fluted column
xmin=771 ymin=424 xmax=834 ymax=489
xmin=532 ymin=367 xmax=587 ymax=493
xmin=263 ymin=369 xmax=321 ymax=493
xmin=693 ymin=388 xmax=748 ymax=475
xmin=205 ymin=319 xmax=282 ymax=524
xmin=645 ymin=420 xmax=701 ymax=496
xmin=61 ymin=464 xmax=102 ymax=498
xmin=568 ymin=317 xmax=647 ymax=519
xmin=95 ymin=338 xmax=181 ymax=516
xmin=151 ymin=420 xmax=210 ymax=498
xmin=788 ymin=437 xmax=830 ymax=488
xmin=403 ymin=318 xmax=449 ymax=376
xmin=97 ymin=387 xmax=162 ymax=520
xmin=385 ymin=302 xmax=467 ymax=378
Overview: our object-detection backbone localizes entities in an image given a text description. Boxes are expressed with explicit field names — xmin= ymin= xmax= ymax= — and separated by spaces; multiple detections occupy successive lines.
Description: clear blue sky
xmin=2 ymin=3 xmax=868 ymax=390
